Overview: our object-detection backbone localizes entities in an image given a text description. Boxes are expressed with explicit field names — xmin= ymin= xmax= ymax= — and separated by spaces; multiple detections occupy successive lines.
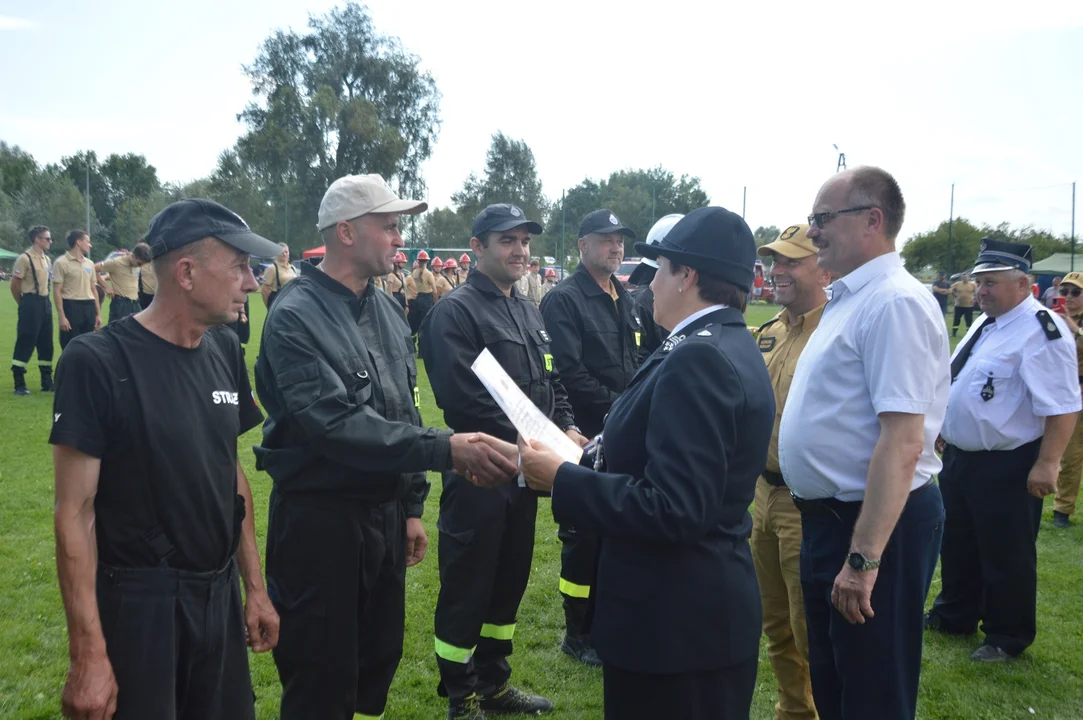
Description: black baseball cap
xmin=146 ymin=199 xmax=282 ymax=260
xmin=579 ymin=209 xmax=636 ymax=240
xmin=471 ymin=204 xmax=543 ymax=238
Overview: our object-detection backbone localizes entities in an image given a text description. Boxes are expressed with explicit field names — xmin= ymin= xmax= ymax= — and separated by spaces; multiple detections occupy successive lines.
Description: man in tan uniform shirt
xmin=386 ymin=253 xmax=410 ymax=314
xmin=11 ymin=225 xmax=55 ymax=395
xmin=98 ymin=243 xmax=152 ymax=323
xmin=752 ymin=224 xmax=830 ymax=720
xmin=53 ymin=230 xmax=102 ymax=349
xmin=525 ymin=259 xmax=543 ymax=305
xmin=1053 ymin=271 xmax=1083 ymax=528
xmin=408 ymin=251 xmax=437 ymax=348
xmin=261 ymin=243 xmax=297 ymax=309
xmin=951 ymin=271 xmax=977 ymax=337
xmin=138 ymin=260 xmax=158 ymax=309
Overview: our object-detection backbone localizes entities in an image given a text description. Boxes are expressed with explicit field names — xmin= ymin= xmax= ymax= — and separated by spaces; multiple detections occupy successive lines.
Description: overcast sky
xmin=2 ymin=0 xmax=1081 ymax=243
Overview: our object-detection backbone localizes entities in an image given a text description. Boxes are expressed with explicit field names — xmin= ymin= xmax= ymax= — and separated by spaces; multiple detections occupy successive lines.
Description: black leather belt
xmin=792 ymin=479 xmax=936 ymax=518
xmin=764 ymin=470 xmax=786 ymax=488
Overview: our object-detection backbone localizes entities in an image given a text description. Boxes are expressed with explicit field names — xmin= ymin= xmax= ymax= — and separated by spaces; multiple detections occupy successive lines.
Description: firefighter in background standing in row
xmin=752 ymin=224 xmax=828 ymax=720
xmin=97 ymin=243 xmax=152 ymax=324
xmin=420 ymin=203 xmax=582 ymax=720
xmin=457 ymin=253 xmax=472 ymax=284
xmin=53 ymin=229 xmax=103 ymax=349
xmin=443 ymin=258 xmax=461 ymax=289
xmin=927 ymin=239 xmax=1079 ymax=662
xmin=626 ymin=214 xmax=683 ymax=359
xmin=539 ymin=267 xmax=556 ymax=301
xmin=262 ymin=242 xmax=297 ymax=309
xmin=10 ymin=225 xmax=54 ymax=396
xmin=409 ymin=250 xmax=437 ymax=347
xmin=434 ymin=257 xmax=456 ymax=300
xmin=540 ymin=208 xmax=641 ymax=666
xmin=138 ymin=260 xmax=156 ymax=310
xmin=1050 ymin=271 xmax=1083 ymax=528
xmin=951 ymin=271 xmax=977 ymax=337
xmin=386 ymin=251 xmax=410 ymax=313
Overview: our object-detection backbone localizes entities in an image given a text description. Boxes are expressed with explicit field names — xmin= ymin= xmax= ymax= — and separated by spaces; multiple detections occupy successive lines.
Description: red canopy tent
xmin=302 ymin=246 xmax=326 ymax=259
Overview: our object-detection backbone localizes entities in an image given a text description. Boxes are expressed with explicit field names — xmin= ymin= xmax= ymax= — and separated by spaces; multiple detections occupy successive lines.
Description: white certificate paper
xmin=471 ymin=348 xmax=584 ymax=465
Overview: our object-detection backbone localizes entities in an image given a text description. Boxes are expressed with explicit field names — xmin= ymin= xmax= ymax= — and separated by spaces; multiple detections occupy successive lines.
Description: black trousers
xmin=927 ymin=441 xmax=1043 ymax=655
xmin=267 ymin=492 xmax=406 ymax=720
xmin=139 ymin=292 xmax=154 ymax=310
xmin=602 ymin=658 xmax=757 ymax=720
xmin=800 ymin=483 xmax=944 ymax=720
xmin=435 ymin=473 xmax=538 ymax=701
xmin=408 ymin=292 xmax=434 ymax=335
xmin=12 ymin=295 xmax=53 ymax=380
xmin=60 ymin=299 xmax=97 ymax=349
xmin=108 ymin=296 xmax=141 ymax=324
xmin=557 ymin=523 xmax=597 ymax=634
xmin=97 ymin=560 xmax=254 ymax=720
xmin=952 ymin=306 xmax=975 ymax=334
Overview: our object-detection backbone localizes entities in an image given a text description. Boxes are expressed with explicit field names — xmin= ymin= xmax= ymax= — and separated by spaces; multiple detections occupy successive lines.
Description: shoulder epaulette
xmin=1036 ymin=310 xmax=1063 ymax=340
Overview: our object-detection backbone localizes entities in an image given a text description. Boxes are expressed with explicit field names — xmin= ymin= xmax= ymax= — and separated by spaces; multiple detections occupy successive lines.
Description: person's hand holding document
xmin=471 ymin=349 xmax=584 ymax=491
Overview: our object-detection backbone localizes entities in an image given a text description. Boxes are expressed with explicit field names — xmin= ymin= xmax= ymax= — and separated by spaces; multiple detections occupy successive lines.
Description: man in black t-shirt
xmin=50 ymin=199 xmax=283 ymax=720
xmin=932 ymin=270 xmax=952 ymax=313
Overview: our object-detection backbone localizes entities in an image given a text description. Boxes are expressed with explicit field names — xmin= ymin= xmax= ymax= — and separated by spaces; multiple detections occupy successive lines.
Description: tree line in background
xmin=1 ymin=0 xmax=1075 ymax=271
xmin=901 ymin=219 xmax=1078 ymax=276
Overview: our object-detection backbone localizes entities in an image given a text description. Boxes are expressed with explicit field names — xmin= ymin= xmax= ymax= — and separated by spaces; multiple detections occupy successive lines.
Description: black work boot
xmin=447 ymin=693 xmax=486 ymax=720
xmin=13 ymin=367 xmax=29 ymax=396
xmin=1053 ymin=510 xmax=1071 ymax=528
xmin=561 ymin=599 xmax=601 ymax=666
xmin=479 ymin=684 xmax=552 ymax=715
xmin=40 ymin=368 xmax=54 ymax=392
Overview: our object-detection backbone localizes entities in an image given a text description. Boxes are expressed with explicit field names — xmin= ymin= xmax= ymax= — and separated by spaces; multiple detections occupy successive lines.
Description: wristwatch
xmin=563 ymin=425 xmax=582 ymax=435
xmin=847 ymin=551 xmax=881 ymax=572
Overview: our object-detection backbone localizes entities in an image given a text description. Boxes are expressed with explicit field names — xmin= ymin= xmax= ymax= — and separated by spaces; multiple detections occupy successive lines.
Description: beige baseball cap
xmin=757 ymin=224 xmax=817 ymax=259
xmin=317 ymin=174 xmax=427 ymax=231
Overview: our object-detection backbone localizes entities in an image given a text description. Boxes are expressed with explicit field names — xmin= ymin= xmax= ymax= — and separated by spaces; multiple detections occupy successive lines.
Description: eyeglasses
xmin=807 ymin=206 xmax=876 ymax=229
xmin=1059 ymin=287 xmax=1082 ymax=297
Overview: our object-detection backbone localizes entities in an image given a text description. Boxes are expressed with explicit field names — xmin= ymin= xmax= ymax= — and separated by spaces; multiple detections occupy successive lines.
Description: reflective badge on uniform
xmin=758 ymin=336 xmax=777 ymax=352
xmin=697 ymin=329 xmax=712 ymax=336
xmin=981 ymin=375 xmax=994 ymax=402
xmin=661 ymin=334 xmax=686 ymax=353
xmin=537 ymin=329 xmax=551 ymax=343
xmin=634 ymin=331 xmax=641 ymax=347
xmin=544 ymin=353 xmax=553 ymax=372
xmin=414 ymin=387 xmax=421 ymax=408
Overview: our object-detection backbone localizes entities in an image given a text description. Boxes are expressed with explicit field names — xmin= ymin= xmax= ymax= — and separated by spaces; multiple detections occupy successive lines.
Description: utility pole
xmin=1072 ymin=181 xmax=1077 ymax=271
xmin=742 ymin=186 xmax=747 ymax=219
xmin=833 ymin=144 xmax=847 ymax=173
xmin=560 ymin=189 xmax=566 ymax=277
xmin=947 ymin=183 xmax=955 ymax=275
xmin=85 ymin=159 xmax=90 ymax=230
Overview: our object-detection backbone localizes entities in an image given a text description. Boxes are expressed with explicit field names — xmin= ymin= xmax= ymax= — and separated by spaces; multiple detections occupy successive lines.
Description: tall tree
xmin=901 ymin=218 xmax=1071 ymax=275
xmin=753 ymin=226 xmax=781 ymax=249
xmin=545 ymin=167 xmax=710 ymax=259
xmin=0 ymin=142 xmax=38 ymax=198
xmin=13 ymin=171 xmax=105 ymax=254
xmin=232 ymin=1 xmax=441 ymax=249
xmin=451 ymin=133 xmax=548 ymax=224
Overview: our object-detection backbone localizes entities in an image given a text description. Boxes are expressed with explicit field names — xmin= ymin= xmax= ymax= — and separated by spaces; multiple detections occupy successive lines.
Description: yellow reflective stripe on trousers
xmin=480 ymin=623 xmax=515 ymax=641
xmin=37 ymin=360 xmax=52 ymax=368
xmin=354 ymin=714 xmax=383 ymax=719
xmin=11 ymin=359 xmax=28 ymax=368
xmin=435 ymin=637 xmax=476 ymax=663
xmin=559 ymin=578 xmax=591 ymax=599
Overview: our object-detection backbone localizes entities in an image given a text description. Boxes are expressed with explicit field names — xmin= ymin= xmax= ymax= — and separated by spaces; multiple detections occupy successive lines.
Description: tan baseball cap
xmin=1061 ymin=271 xmax=1083 ymax=289
xmin=317 ymin=174 xmax=427 ymax=231
xmin=757 ymin=224 xmax=816 ymax=259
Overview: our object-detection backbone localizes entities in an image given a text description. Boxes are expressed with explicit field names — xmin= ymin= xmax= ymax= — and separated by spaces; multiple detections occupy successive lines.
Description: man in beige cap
xmin=752 ymin=224 xmax=829 ymax=720
xmin=1053 ymin=270 xmax=1083 ymax=527
xmin=254 ymin=173 xmax=520 ymax=720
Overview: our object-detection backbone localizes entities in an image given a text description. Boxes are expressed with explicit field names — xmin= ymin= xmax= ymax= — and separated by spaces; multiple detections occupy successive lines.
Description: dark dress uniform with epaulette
xmin=927 ymin=240 xmax=1080 ymax=660
xmin=550 ymin=207 xmax=773 ymax=719
xmin=419 ymin=205 xmax=576 ymax=716
xmin=540 ymin=234 xmax=642 ymax=660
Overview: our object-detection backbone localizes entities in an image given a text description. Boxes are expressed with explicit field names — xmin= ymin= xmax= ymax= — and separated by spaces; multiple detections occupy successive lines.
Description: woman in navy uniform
xmin=516 ymin=206 xmax=775 ymax=720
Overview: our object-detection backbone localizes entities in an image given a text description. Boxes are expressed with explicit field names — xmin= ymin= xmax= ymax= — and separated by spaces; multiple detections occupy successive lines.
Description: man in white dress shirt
xmin=925 ymin=238 xmax=1079 ymax=662
xmin=778 ymin=166 xmax=949 ymax=720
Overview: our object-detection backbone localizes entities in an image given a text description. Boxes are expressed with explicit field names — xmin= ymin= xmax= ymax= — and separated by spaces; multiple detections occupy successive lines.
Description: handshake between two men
xmin=449 ymin=430 xmax=590 ymax=492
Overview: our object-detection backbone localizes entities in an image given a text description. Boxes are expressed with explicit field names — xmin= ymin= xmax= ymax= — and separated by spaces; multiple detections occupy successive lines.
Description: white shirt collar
xmin=834 ymin=252 xmax=902 ymax=296
xmin=667 ymin=304 xmax=728 ymax=339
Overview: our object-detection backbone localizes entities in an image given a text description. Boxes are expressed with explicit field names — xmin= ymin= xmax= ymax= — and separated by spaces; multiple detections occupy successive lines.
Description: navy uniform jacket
xmin=550 ymin=307 xmax=774 ymax=673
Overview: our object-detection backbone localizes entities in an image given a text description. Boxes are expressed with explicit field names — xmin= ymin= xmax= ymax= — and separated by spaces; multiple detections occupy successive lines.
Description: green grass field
xmin=0 ymin=295 xmax=1081 ymax=719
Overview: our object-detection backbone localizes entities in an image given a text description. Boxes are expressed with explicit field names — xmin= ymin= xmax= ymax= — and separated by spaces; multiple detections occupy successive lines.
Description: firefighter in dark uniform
xmin=517 ymin=206 xmax=774 ymax=720
xmin=627 ymin=214 xmax=683 ymax=361
xmin=926 ymin=239 xmax=1080 ymax=662
xmin=10 ymin=225 xmax=54 ymax=396
xmin=420 ymin=203 xmax=583 ymax=720
xmin=539 ymin=208 xmax=641 ymax=665
xmin=255 ymin=174 xmax=518 ymax=720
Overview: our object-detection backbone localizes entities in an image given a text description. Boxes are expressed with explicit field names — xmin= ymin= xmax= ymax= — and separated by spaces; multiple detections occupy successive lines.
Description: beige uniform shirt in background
xmin=952 ymin=280 xmax=976 ymax=308
xmin=413 ymin=268 xmax=436 ymax=294
xmin=53 ymin=252 xmax=98 ymax=301
xmin=101 ymin=255 xmax=140 ymax=300
xmin=12 ymin=250 xmax=51 ymax=296
xmin=139 ymin=263 xmax=158 ymax=295
xmin=262 ymin=260 xmax=297 ymax=292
